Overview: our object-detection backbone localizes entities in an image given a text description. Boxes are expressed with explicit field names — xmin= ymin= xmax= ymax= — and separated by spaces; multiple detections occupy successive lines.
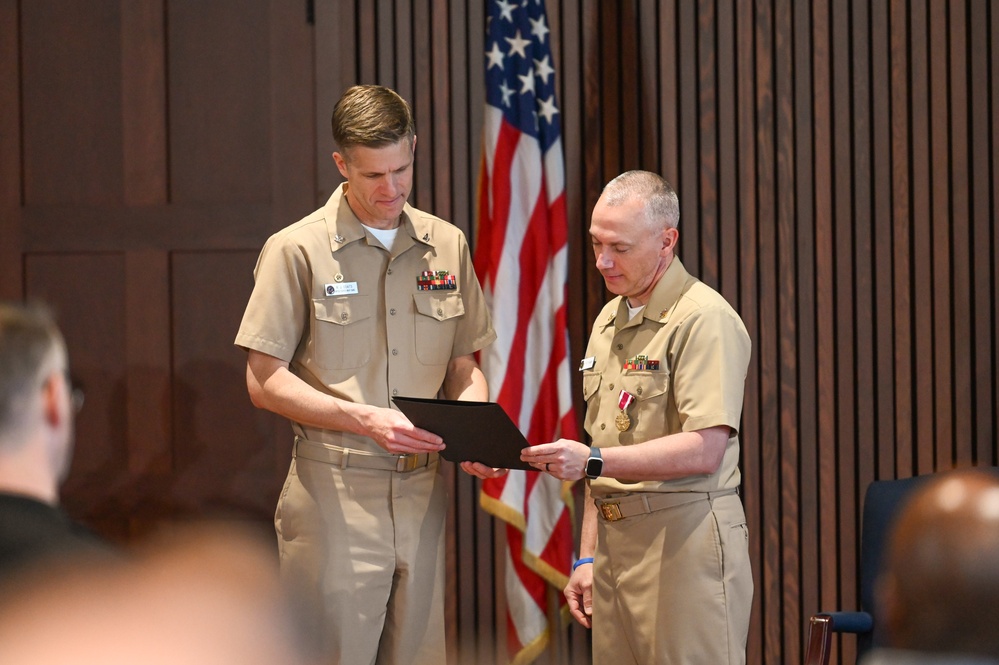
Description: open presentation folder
xmin=392 ymin=396 xmax=533 ymax=470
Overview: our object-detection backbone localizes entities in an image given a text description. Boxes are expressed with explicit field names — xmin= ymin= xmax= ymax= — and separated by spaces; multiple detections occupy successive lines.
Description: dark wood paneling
xmin=812 ymin=0 xmax=840 ymax=655
xmin=121 ymin=0 xmax=168 ymax=206
xmin=0 ymin=0 xmax=21 ymax=299
xmin=889 ymin=0 xmax=912 ymax=479
xmin=4 ymin=0 xmax=313 ymax=535
xmin=24 ymin=253 xmax=129 ymax=537
xmin=124 ymin=251 xmax=171 ymax=480
xmin=948 ymin=1 xmax=973 ymax=470
xmin=735 ymin=0 xmax=763 ymax=658
xmin=793 ymin=0 xmax=818 ymax=654
xmin=170 ymin=250 xmax=285 ymax=519
xmin=21 ymin=1 xmax=123 ymax=205
xmin=969 ymin=0 xmax=996 ymax=467
xmin=168 ymin=0 xmax=271 ymax=203
xmin=911 ymin=0 xmax=935 ymax=477
xmin=832 ymin=2 xmax=860 ymax=658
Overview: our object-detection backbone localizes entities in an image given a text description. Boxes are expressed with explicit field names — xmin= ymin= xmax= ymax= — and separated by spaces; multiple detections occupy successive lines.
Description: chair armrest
xmin=803 ymin=612 xmax=874 ymax=665
xmin=818 ymin=611 xmax=873 ymax=634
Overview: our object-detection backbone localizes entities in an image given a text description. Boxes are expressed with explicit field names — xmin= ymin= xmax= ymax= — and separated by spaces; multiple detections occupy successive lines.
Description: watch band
xmin=585 ymin=447 xmax=603 ymax=479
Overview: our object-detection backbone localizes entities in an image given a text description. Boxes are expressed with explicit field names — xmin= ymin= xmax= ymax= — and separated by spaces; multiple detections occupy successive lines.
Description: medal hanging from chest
xmin=616 ymin=390 xmax=636 ymax=432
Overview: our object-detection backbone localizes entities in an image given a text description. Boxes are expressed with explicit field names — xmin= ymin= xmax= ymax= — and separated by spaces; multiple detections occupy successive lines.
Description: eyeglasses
xmin=65 ymin=371 xmax=85 ymax=414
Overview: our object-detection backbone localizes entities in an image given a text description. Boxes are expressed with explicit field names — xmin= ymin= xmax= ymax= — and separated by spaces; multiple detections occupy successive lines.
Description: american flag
xmin=475 ymin=0 xmax=579 ymax=662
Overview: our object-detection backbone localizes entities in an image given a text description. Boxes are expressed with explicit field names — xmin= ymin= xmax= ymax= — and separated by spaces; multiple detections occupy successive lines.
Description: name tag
xmin=578 ymin=356 xmax=596 ymax=371
xmin=325 ymin=282 xmax=359 ymax=296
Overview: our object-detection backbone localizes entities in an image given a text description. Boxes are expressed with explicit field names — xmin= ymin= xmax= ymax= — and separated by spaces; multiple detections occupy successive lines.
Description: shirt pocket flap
xmin=314 ymin=295 xmax=374 ymax=326
xmin=582 ymin=371 xmax=602 ymax=400
xmin=413 ymin=292 xmax=465 ymax=321
xmin=627 ymin=370 xmax=670 ymax=401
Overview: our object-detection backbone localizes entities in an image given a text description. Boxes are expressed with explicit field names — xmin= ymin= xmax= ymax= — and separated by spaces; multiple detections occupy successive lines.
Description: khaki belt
xmin=294 ymin=436 xmax=437 ymax=473
xmin=594 ymin=488 xmax=739 ymax=522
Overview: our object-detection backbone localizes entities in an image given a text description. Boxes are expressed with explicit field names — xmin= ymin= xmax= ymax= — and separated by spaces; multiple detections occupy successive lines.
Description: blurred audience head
xmin=878 ymin=469 xmax=999 ymax=659
xmin=0 ymin=522 xmax=324 ymax=665
xmin=0 ymin=301 xmax=75 ymax=503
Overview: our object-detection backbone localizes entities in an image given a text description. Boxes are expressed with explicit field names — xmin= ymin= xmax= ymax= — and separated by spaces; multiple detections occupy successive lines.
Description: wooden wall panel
xmin=24 ymin=253 xmax=129 ymax=537
xmin=168 ymin=0 xmax=272 ymax=203
xmin=20 ymin=1 xmax=123 ymax=205
xmin=0 ymin=0 xmax=21 ymax=299
xmin=970 ymin=0 xmax=997 ymax=467
xmin=3 ymin=1 xmax=997 ymax=664
xmin=910 ymin=0 xmax=935 ymax=477
xmin=3 ymin=0 xmax=312 ymax=539
xmin=169 ymin=250 xmax=286 ymax=519
xmin=889 ymin=0 xmax=913 ymax=480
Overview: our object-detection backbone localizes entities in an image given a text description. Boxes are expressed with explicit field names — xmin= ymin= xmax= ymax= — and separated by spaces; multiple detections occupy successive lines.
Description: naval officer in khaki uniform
xmin=235 ymin=85 xmax=495 ymax=665
xmin=522 ymin=171 xmax=752 ymax=665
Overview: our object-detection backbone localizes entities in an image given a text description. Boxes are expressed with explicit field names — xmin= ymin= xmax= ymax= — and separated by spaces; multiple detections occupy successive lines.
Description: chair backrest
xmin=856 ymin=474 xmax=933 ymax=656
xmin=856 ymin=467 xmax=999 ymax=658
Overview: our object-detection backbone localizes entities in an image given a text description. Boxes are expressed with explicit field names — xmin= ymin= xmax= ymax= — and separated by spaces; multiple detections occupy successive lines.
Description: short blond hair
xmin=0 ymin=301 xmax=66 ymax=441
xmin=331 ymin=85 xmax=415 ymax=152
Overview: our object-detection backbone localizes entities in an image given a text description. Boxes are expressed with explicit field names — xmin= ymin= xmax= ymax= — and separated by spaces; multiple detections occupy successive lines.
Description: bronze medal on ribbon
xmin=616 ymin=390 xmax=636 ymax=432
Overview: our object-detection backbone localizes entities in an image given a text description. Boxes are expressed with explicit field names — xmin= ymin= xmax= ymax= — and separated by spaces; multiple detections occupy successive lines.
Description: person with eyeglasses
xmin=0 ymin=301 xmax=110 ymax=581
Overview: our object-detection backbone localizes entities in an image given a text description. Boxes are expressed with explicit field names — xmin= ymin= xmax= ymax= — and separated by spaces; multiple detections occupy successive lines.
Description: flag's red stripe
xmin=494 ymin=189 xmax=553 ymax=426
xmin=496 ymin=177 xmax=567 ymax=425
xmin=477 ymin=121 xmax=522 ymax=286
xmin=526 ymin=301 xmax=576 ymax=445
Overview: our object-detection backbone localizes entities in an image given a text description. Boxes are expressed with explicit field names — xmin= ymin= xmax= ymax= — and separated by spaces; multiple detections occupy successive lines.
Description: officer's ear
xmin=662 ymin=228 xmax=679 ymax=254
xmin=332 ymin=151 xmax=348 ymax=179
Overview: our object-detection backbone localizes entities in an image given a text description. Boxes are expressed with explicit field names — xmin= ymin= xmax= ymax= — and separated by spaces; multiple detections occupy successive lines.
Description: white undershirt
xmin=627 ymin=301 xmax=645 ymax=320
xmin=363 ymin=224 xmax=400 ymax=250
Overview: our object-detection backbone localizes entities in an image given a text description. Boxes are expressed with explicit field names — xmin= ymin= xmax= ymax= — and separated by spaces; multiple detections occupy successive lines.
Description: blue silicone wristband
xmin=572 ymin=557 xmax=594 ymax=571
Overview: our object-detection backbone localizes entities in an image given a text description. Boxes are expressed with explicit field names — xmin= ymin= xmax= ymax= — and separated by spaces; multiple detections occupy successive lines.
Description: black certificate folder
xmin=392 ymin=396 xmax=533 ymax=471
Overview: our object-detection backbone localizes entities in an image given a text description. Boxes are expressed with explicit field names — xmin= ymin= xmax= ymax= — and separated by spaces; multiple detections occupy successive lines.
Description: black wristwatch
xmin=585 ymin=447 xmax=603 ymax=479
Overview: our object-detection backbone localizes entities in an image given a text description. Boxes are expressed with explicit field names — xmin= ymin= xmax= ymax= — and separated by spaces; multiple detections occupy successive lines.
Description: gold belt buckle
xmin=396 ymin=454 xmax=421 ymax=473
xmin=599 ymin=501 xmax=623 ymax=522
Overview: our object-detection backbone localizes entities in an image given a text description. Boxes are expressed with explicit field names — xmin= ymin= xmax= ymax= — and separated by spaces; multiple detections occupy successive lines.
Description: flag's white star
xmin=499 ymin=81 xmax=515 ymax=107
xmin=505 ymin=30 xmax=531 ymax=59
xmin=538 ymin=94 xmax=559 ymax=124
xmin=518 ymin=68 xmax=536 ymax=95
xmin=533 ymin=55 xmax=555 ymax=85
xmin=529 ymin=14 xmax=550 ymax=42
xmin=496 ymin=0 xmax=516 ymax=22
xmin=486 ymin=41 xmax=505 ymax=69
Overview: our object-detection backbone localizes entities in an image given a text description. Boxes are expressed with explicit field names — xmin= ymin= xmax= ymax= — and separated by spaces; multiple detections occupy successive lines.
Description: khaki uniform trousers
xmin=592 ymin=491 xmax=752 ymax=665
xmin=275 ymin=450 xmax=447 ymax=665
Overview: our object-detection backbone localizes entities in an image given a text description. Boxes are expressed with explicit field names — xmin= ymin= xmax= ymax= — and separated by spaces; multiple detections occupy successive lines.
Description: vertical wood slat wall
xmin=321 ymin=1 xmax=998 ymax=664
xmin=1 ymin=1 xmax=995 ymax=664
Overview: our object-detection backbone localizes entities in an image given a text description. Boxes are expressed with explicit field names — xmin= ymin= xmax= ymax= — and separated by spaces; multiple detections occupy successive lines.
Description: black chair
xmin=803 ymin=474 xmax=933 ymax=665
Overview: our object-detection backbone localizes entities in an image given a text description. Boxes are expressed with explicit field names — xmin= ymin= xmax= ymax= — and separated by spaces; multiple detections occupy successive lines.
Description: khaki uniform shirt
xmin=583 ymin=257 xmax=750 ymax=498
xmin=235 ymin=184 xmax=496 ymax=454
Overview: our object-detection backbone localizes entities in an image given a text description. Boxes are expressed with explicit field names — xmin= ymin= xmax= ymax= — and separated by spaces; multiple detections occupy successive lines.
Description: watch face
xmin=585 ymin=456 xmax=603 ymax=479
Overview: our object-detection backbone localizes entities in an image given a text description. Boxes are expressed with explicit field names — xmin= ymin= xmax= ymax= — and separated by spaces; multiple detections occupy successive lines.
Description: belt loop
xmin=293 ymin=436 xmax=300 ymax=459
xmin=707 ymin=488 xmax=737 ymax=506
xmin=640 ymin=494 xmax=651 ymax=514
xmin=340 ymin=447 xmax=350 ymax=470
